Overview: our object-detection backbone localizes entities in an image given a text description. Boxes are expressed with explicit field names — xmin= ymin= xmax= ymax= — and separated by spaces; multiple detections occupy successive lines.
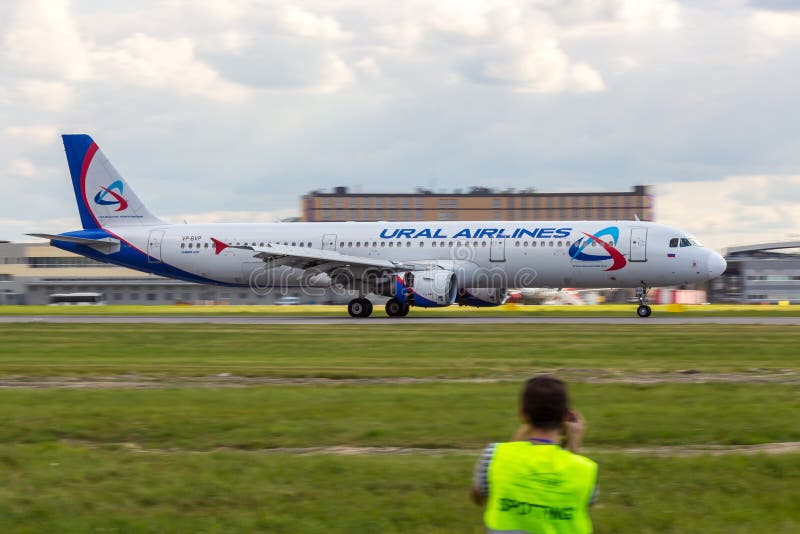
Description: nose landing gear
xmin=635 ymin=285 xmax=652 ymax=318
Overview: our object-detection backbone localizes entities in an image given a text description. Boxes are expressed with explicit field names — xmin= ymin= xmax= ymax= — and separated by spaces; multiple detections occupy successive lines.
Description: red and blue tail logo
xmin=568 ymin=226 xmax=627 ymax=271
xmin=94 ymin=180 xmax=128 ymax=212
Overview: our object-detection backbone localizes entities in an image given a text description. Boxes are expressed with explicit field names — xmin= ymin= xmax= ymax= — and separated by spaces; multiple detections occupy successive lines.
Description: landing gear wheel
xmin=635 ymin=284 xmax=652 ymax=318
xmin=385 ymin=298 xmax=407 ymax=318
xmin=348 ymin=298 xmax=373 ymax=318
xmin=399 ymin=303 xmax=410 ymax=317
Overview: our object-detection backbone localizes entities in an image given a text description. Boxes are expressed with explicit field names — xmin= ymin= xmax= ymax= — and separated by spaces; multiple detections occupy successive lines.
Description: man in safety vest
xmin=471 ymin=375 xmax=598 ymax=534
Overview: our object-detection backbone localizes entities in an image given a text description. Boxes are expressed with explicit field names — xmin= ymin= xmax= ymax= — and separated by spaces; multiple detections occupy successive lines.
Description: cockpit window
xmin=689 ymin=237 xmax=704 ymax=247
xmin=669 ymin=238 xmax=679 ymax=248
xmin=679 ymin=238 xmax=692 ymax=247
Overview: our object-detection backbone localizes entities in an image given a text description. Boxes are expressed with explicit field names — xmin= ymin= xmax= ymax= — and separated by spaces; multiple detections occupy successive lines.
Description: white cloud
xmin=14 ymin=80 xmax=75 ymax=111
xmin=91 ymin=33 xmax=250 ymax=102
xmin=356 ymin=56 xmax=381 ymax=77
xmin=314 ymin=53 xmax=355 ymax=93
xmin=7 ymin=159 xmax=38 ymax=177
xmin=278 ymin=5 xmax=351 ymax=40
xmin=2 ymin=126 xmax=58 ymax=145
xmin=470 ymin=37 xmax=605 ymax=93
xmin=751 ymin=9 xmax=800 ymax=39
xmin=2 ymin=0 xmax=91 ymax=81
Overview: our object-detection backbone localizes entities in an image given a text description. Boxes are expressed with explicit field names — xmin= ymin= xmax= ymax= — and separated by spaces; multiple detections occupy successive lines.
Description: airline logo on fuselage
xmin=379 ymin=227 xmax=572 ymax=240
xmin=568 ymin=226 xmax=627 ymax=271
xmin=94 ymin=180 xmax=129 ymax=212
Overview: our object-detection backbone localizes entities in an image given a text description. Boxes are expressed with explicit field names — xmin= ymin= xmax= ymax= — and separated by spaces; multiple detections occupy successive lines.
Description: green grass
xmin=0 ymin=324 xmax=797 ymax=377
xmin=0 ymin=303 xmax=799 ymax=316
xmin=1 ymin=323 xmax=798 ymax=532
xmin=1 ymin=383 xmax=798 ymax=449
xmin=0 ymin=443 xmax=798 ymax=533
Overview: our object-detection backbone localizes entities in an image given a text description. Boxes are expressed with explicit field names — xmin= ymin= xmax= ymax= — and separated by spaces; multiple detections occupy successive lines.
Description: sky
xmin=1 ymin=0 xmax=800 ymax=251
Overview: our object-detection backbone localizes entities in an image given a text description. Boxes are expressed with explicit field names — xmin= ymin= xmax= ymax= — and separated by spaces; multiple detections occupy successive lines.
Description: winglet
xmin=210 ymin=237 xmax=229 ymax=255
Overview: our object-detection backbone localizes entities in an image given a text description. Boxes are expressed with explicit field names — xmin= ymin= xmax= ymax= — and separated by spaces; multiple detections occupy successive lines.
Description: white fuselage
xmin=98 ymin=219 xmax=725 ymax=290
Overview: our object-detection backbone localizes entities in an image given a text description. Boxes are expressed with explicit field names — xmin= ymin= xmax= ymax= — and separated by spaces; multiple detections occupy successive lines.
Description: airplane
xmin=30 ymin=134 xmax=727 ymax=318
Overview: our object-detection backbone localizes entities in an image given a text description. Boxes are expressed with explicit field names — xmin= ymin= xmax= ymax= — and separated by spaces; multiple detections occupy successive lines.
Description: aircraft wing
xmin=227 ymin=241 xmax=425 ymax=273
xmin=219 ymin=238 xmax=445 ymax=273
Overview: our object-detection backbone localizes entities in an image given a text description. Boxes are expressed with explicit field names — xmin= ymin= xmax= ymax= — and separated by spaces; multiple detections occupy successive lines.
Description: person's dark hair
xmin=520 ymin=375 xmax=570 ymax=430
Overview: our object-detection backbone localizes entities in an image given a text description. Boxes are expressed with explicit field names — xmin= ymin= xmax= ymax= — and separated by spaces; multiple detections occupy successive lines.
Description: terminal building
xmin=711 ymin=241 xmax=800 ymax=304
xmin=0 ymin=241 xmax=318 ymax=306
xmin=302 ymin=185 xmax=654 ymax=222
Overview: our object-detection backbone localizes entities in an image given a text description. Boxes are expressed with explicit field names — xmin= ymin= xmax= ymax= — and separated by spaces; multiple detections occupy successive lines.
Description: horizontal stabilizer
xmin=27 ymin=233 xmax=120 ymax=254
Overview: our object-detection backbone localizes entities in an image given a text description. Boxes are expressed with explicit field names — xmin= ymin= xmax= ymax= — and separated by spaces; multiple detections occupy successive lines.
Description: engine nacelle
xmin=404 ymin=270 xmax=458 ymax=307
xmin=456 ymin=288 xmax=509 ymax=307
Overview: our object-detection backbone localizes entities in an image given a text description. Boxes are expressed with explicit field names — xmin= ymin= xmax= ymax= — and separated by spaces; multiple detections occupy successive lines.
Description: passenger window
xmin=309 ymin=242 xmax=312 ymax=248
xmin=549 ymin=241 xmax=554 ymax=247
xmin=432 ymin=242 xmax=437 ymax=247
xmin=356 ymin=242 xmax=361 ymax=248
xmin=348 ymin=242 xmax=353 ymax=247
xmin=406 ymin=242 xmax=411 ymax=247
xmin=680 ymin=238 xmax=692 ymax=247
xmin=299 ymin=242 xmax=304 ymax=247
xmin=381 ymin=242 xmax=385 ymax=247
xmin=340 ymin=242 xmax=344 ymax=248
xmin=389 ymin=242 xmax=394 ymax=247
xmin=515 ymin=241 xmax=520 ymax=247
xmin=180 ymin=243 xmax=185 ymax=249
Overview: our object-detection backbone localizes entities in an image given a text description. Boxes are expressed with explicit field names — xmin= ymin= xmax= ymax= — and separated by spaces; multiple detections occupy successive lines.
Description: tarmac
xmin=1 ymin=315 xmax=798 ymax=325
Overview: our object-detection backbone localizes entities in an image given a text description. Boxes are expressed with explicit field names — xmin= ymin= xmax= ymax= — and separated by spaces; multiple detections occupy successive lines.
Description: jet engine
xmin=456 ymin=288 xmax=509 ymax=307
xmin=404 ymin=270 xmax=458 ymax=307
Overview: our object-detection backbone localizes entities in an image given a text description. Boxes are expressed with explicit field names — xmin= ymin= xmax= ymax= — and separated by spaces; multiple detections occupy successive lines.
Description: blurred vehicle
xmin=274 ymin=296 xmax=301 ymax=306
xmin=48 ymin=292 xmax=106 ymax=305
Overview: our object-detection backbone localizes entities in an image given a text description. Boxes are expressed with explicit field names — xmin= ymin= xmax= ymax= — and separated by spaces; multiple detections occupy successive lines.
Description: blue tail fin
xmin=62 ymin=134 xmax=163 ymax=229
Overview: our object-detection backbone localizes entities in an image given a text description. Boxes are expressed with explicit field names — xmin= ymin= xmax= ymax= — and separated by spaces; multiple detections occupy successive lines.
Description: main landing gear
xmin=635 ymin=285 xmax=652 ymax=318
xmin=347 ymin=297 xmax=373 ymax=318
xmin=385 ymin=297 xmax=410 ymax=318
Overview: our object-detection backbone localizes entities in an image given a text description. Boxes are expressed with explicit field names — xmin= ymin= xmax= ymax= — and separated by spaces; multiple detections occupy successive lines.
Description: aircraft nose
xmin=708 ymin=252 xmax=727 ymax=278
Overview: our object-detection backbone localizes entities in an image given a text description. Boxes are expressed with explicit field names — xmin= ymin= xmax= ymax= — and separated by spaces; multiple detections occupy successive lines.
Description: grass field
xmin=0 ymin=323 xmax=798 ymax=532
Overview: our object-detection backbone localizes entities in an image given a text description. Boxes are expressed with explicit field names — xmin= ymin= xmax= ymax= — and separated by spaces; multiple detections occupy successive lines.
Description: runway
xmin=1 ymin=315 xmax=798 ymax=325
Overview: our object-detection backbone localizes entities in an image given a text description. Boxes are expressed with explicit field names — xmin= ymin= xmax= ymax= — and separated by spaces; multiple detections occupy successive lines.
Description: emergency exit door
xmin=147 ymin=230 xmax=165 ymax=263
xmin=322 ymin=234 xmax=337 ymax=251
xmin=490 ymin=238 xmax=506 ymax=262
xmin=629 ymin=227 xmax=648 ymax=262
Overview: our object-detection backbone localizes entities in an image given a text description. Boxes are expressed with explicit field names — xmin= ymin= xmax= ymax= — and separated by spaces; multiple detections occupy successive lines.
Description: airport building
xmin=302 ymin=185 xmax=654 ymax=222
xmin=0 ymin=242 xmax=322 ymax=305
xmin=711 ymin=241 xmax=800 ymax=304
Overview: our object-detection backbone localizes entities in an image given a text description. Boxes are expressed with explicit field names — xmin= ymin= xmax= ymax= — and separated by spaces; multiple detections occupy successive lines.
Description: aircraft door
xmin=630 ymin=227 xmax=648 ymax=262
xmin=490 ymin=238 xmax=506 ymax=262
xmin=322 ymin=234 xmax=337 ymax=251
xmin=147 ymin=230 xmax=165 ymax=263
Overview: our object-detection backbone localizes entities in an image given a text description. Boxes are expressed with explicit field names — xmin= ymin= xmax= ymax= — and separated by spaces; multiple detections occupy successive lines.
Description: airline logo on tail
xmin=569 ymin=226 xmax=627 ymax=271
xmin=94 ymin=180 xmax=129 ymax=212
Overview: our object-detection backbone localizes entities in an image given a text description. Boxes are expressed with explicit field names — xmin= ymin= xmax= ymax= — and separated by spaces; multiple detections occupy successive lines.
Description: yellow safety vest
xmin=484 ymin=442 xmax=597 ymax=534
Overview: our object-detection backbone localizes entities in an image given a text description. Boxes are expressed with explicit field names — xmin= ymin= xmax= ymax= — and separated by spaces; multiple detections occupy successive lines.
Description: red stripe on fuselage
xmin=582 ymin=232 xmax=627 ymax=271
